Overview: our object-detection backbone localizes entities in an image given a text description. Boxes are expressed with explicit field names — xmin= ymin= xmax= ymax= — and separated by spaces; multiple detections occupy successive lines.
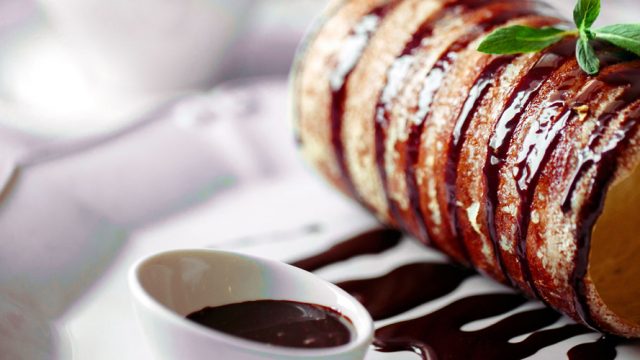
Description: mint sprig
xmin=477 ymin=26 xmax=571 ymax=54
xmin=477 ymin=0 xmax=640 ymax=75
xmin=594 ymin=24 xmax=640 ymax=56
xmin=573 ymin=0 xmax=600 ymax=31
xmin=577 ymin=36 xmax=600 ymax=74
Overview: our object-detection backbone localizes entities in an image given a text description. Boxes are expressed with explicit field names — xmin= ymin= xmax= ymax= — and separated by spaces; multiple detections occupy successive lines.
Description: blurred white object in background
xmin=37 ymin=0 xmax=256 ymax=92
xmin=0 ymin=27 xmax=173 ymax=138
xmin=0 ymin=0 xmax=324 ymax=138
xmin=0 ymin=0 xmax=258 ymax=137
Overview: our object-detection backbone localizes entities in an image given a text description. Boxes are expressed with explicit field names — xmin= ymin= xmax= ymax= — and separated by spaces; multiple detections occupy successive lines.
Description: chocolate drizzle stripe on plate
xmin=336 ymin=262 xmax=474 ymax=320
xmin=290 ymin=228 xmax=624 ymax=359
xmin=291 ymin=228 xmax=402 ymax=272
xmin=568 ymin=335 xmax=621 ymax=360
xmin=373 ymin=294 xmax=591 ymax=360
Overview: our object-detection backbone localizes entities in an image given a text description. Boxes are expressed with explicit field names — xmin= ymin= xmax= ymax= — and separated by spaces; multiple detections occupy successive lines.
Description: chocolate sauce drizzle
xmin=373 ymin=1 xmax=453 ymax=242
xmin=506 ymin=52 xmax=634 ymax=319
xmin=444 ymin=55 xmax=514 ymax=263
xmin=492 ymin=59 xmax=640 ymax=327
xmin=404 ymin=18 xmax=475 ymax=260
xmin=374 ymin=294 xmax=590 ymax=359
xmin=329 ymin=2 xmax=397 ymax=197
xmin=404 ymin=1 xmax=525 ymax=260
xmin=336 ymin=262 xmax=474 ymax=320
xmin=566 ymin=68 xmax=640 ymax=328
xmin=510 ymin=65 xmax=591 ymax=304
xmin=290 ymin=228 xmax=624 ymax=359
xmin=291 ymin=228 xmax=402 ymax=272
xmin=562 ymin=69 xmax=640 ymax=211
xmin=567 ymin=335 xmax=621 ymax=360
xmin=374 ymin=0 xmax=534 ymax=249
xmin=483 ymin=38 xmax=576 ymax=292
xmin=371 ymin=0 xmax=486 ymax=238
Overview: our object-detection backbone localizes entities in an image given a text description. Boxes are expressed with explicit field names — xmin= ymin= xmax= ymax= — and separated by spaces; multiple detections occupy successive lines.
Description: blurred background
xmin=0 ymin=0 xmax=636 ymax=359
xmin=0 ymin=0 xmax=324 ymax=138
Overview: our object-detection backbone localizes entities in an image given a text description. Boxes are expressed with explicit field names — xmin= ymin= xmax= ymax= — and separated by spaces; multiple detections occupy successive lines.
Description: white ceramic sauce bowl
xmin=128 ymin=249 xmax=374 ymax=360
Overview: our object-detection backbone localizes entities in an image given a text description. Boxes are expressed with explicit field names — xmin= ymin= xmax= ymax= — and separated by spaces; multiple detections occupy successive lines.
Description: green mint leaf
xmin=594 ymin=24 xmax=640 ymax=56
xmin=477 ymin=26 xmax=567 ymax=54
xmin=573 ymin=0 xmax=601 ymax=31
xmin=576 ymin=37 xmax=600 ymax=74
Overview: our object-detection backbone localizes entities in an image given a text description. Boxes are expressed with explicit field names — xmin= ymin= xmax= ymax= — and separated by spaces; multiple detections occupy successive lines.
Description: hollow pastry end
xmin=590 ymin=159 xmax=640 ymax=335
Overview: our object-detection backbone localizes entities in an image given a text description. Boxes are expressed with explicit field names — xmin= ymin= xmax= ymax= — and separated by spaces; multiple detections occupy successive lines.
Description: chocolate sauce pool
xmin=186 ymin=300 xmax=352 ymax=349
xmin=290 ymin=228 xmax=624 ymax=359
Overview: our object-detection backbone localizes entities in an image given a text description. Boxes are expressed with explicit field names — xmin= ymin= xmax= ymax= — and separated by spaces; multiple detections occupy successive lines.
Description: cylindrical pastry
xmin=292 ymin=0 xmax=640 ymax=337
